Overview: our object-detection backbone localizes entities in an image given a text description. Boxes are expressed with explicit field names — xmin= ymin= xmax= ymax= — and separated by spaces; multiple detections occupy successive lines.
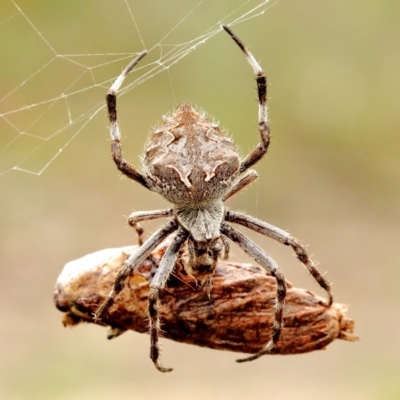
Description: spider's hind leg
xmin=223 ymin=25 xmax=270 ymax=173
xmin=106 ymin=51 xmax=152 ymax=190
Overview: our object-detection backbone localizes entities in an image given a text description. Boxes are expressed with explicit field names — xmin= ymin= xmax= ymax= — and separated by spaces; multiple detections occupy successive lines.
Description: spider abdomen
xmin=144 ymin=103 xmax=240 ymax=205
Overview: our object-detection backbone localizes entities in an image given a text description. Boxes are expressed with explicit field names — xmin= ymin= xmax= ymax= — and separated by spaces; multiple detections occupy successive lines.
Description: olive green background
xmin=1 ymin=1 xmax=399 ymax=399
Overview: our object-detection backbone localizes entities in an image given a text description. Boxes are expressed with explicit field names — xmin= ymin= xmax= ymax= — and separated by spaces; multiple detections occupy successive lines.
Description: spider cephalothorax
xmin=95 ymin=25 xmax=333 ymax=373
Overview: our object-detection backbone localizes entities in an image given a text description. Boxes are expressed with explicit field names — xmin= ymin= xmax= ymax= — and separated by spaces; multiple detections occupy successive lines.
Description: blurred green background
xmin=1 ymin=0 xmax=399 ymax=399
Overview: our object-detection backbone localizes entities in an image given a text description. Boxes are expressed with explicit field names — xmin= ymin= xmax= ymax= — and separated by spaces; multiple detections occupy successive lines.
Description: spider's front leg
xmin=148 ymin=228 xmax=189 ymax=372
xmin=225 ymin=210 xmax=333 ymax=306
xmin=94 ymin=220 xmax=178 ymax=322
xmin=106 ymin=51 xmax=152 ymax=190
xmin=220 ymin=223 xmax=286 ymax=363
xmin=223 ymin=25 xmax=270 ymax=173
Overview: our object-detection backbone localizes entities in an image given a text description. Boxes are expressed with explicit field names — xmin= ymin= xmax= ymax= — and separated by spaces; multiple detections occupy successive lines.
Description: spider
xmin=94 ymin=25 xmax=333 ymax=373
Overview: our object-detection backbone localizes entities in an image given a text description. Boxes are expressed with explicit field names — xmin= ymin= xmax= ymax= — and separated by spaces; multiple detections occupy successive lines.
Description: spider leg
xmin=187 ymin=236 xmax=196 ymax=268
xmin=106 ymin=51 xmax=152 ymax=189
xmin=94 ymin=220 xmax=178 ymax=321
xmin=225 ymin=211 xmax=333 ymax=306
xmin=221 ymin=234 xmax=230 ymax=260
xmin=223 ymin=25 xmax=270 ymax=174
xmin=223 ymin=170 xmax=258 ymax=202
xmin=148 ymin=228 xmax=189 ymax=373
xmin=220 ymin=223 xmax=286 ymax=363
xmin=128 ymin=208 xmax=174 ymax=246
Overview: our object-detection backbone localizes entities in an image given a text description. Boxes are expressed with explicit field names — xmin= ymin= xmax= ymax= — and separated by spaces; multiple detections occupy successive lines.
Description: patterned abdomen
xmin=144 ymin=103 xmax=240 ymax=205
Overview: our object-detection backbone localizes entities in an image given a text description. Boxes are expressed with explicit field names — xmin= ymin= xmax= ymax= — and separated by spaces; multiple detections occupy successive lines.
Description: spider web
xmin=0 ymin=0 xmax=278 ymax=177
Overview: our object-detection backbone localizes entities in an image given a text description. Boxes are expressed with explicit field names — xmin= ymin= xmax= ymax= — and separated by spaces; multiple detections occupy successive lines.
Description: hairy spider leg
xmin=106 ymin=51 xmax=151 ymax=190
xmin=94 ymin=220 xmax=178 ymax=321
xmin=225 ymin=211 xmax=333 ymax=306
xmin=223 ymin=169 xmax=258 ymax=202
xmin=223 ymin=25 xmax=270 ymax=174
xmin=127 ymin=209 xmax=174 ymax=246
xmin=220 ymin=223 xmax=286 ymax=362
xmin=148 ymin=228 xmax=189 ymax=372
